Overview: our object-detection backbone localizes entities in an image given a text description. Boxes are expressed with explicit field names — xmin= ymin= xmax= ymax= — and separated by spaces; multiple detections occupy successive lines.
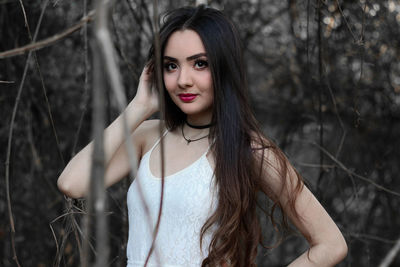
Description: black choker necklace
xmin=185 ymin=120 xmax=212 ymax=129
xmin=181 ymin=125 xmax=209 ymax=145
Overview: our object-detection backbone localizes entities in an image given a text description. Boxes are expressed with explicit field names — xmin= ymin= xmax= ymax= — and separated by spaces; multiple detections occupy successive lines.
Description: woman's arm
xmin=57 ymin=66 xmax=158 ymax=199
xmin=285 ymin=185 xmax=348 ymax=266
xmin=259 ymin=148 xmax=347 ymax=266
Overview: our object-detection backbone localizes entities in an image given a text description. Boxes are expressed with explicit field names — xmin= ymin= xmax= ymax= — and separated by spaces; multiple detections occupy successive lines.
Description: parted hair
xmin=148 ymin=5 xmax=304 ymax=267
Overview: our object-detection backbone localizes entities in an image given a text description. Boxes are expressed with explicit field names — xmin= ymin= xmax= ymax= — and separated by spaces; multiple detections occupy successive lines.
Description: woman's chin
xmin=172 ymin=100 xmax=212 ymax=119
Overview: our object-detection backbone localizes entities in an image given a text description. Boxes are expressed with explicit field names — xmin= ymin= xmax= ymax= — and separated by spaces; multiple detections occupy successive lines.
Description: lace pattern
xmin=126 ymin=134 xmax=217 ymax=267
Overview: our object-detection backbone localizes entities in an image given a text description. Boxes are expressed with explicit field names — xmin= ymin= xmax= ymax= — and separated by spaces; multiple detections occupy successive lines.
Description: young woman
xmin=57 ymin=5 xmax=347 ymax=267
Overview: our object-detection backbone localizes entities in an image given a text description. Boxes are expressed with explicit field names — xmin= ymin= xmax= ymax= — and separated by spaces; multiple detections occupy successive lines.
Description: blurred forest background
xmin=1 ymin=0 xmax=400 ymax=266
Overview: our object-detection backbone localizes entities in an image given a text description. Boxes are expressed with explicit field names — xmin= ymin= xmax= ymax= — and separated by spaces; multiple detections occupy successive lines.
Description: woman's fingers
xmin=131 ymin=64 xmax=159 ymax=113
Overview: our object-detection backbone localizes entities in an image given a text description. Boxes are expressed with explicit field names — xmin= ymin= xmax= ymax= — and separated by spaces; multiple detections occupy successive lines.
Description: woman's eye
xmin=164 ymin=62 xmax=177 ymax=71
xmin=194 ymin=60 xmax=208 ymax=69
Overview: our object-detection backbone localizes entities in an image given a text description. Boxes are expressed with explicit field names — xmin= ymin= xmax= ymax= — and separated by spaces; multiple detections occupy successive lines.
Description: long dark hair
xmin=148 ymin=5 xmax=304 ymax=267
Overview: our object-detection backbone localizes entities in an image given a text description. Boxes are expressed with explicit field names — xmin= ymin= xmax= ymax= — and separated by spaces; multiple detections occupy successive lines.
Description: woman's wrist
xmin=125 ymin=99 xmax=157 ymax=127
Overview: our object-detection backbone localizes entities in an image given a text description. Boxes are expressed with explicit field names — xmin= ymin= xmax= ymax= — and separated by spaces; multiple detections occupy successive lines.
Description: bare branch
xmin=315 ymin=0 xmax=325 ymax=194
xmin=71 ymin=0 xmax=91 ymax=157
xmin=378 ymin=236 xmax=400 ymax=267
xmin=90 ymin=0 xmax=157 ymax=265
xmin=335 ymin=0 xmax=358 ymax=43
xmin=296 ymin=162 xmax=335 ymax=169
xmin=26 ymin=105 xmax=42 ymax=170
xmin=89 ymin=1 xmax=109 ymax=264
xmin=17 ymin=0 xmax=66 ymax=166
xmin=15 ymin=2 xmax=82 ymax=267
xmin=302 ymin=140 xmax=400 ymax=197
xmin=79 ymin=2 xmax=91 ymax=265
xmin=324 ymin=79 xmax=347 ymax=158
xmin=4 ymin=1 xmax=50 ymax=266
xmin=353 ymin=0 xmax=367 ymax=128
xmin=0 ymin=9 xmax=95 ymax=59
xmin=144 ymin=1 xmax=166 ymax=266
xmin=347 ymin=232 xmax=398 ymax=245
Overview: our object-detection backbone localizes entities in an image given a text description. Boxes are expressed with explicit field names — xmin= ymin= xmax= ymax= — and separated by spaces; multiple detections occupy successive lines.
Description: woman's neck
xmin=186 ymin=113 xmax=212 ymax=127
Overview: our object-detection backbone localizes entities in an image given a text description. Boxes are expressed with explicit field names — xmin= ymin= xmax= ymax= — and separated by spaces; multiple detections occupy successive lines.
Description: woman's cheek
xmin=163 ymin=75 xmax=176 ymax=93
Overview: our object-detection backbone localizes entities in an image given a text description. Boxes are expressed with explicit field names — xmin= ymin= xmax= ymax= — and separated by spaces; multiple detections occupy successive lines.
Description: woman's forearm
xmin=287 ymin=242 xmax=348 ymax=267
xmin=57 ymin=100 xmax=155 ymax=198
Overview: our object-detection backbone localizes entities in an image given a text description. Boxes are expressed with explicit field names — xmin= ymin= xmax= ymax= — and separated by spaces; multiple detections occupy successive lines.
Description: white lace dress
xmin=126 ymin=132 xmax=217 ymax=267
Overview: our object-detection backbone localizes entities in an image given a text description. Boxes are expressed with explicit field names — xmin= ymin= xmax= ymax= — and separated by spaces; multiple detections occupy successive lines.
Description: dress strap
xmin=148 ymin=129 xmax=169 ymax=154
xmin=204 ymin=139 xmax=214 ymax=156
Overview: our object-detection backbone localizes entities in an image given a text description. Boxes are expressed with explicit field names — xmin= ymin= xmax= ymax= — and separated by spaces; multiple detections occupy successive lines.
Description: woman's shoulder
xmin=138 ymin=119 xmax=162 ymax=131
xmin=135 ymin=119 xmax=167 ymax=154
xmin=249 ymin=131 xmax=273 ymax=151
xmin=250 ymin=132 xmax=285 ymax=170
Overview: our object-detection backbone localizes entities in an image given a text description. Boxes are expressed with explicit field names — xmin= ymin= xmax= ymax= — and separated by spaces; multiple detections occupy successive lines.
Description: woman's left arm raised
xmin=258 ymin=147 xmax=348 ymax=267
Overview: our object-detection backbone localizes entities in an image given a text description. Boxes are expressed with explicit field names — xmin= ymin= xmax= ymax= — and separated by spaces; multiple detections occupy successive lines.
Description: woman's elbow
xmin=327 ymin=234 xmax=348 ymax=264
xmin=57 ymin=174 xmax=85 ymax=199
xmin=335 ymin=237 xmax=348 ymax=262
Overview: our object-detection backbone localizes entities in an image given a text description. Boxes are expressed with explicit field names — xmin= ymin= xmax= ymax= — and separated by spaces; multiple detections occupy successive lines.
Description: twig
xmin=111 ymin=12 xmax=139 ymax=83
xmin=335 ymin=0 xmax=358 ymax=43
xmin=26 ymin=104 xmax=42 ymax=170
xmin=79 ymin=1 xmax=93 ymax=266
xmin=378 ymin=236 xmax=400 ymax=267
xmin=90 ymin=0 xmax=109 ymax=266
xmin=125 ymin=0 xmax=152 ymax=42
xmin=4 ymin=1 xmax=50 ymax=266
xmin=315 ymin=0 xmax=325 ymax=194
xmin=18 ymin=0 xmax=66 ymax=166
xmin=142 ymin=1 xmax=155 ymax=37
xmin=144 ymin=1 xmax=165 ymax=266
xmin=347 ymin=232 xmax=398 ymax=244
xmin=50 ymin=208 xmax=98 ymax=261
xmin=94 ymin=0 xmax=162 ymax=265
xmin=25 ymin=104 xmax=61 ymax=196
xmin=302 ymin=140 xmax=400 ymax=197
xmin=325 ymin=79 xmax=347 ymax=158
xmin=17 ymin=2 xmax=81 ymax=266
xmin=49 ymin=221 xmax=60 ymax=264
xmin=353 ymin=1 xmax=367 ymax=128
xmin=77 ymin=3 xmax=91 ymax=265
xmin=306 ymin=0 xmax=310 ymax=72
xmin=71 ymin=0 xmax=91 ymax=157
xmin=296 ymin=162 xmax=335 ymax=169
xmin=35 ymin=57 xmax=65 ymax=165
xmin=0 ymin=9 xmax=95 ymax=59
xmin=54 ymin=201 xmax=86 ymax=267
xmin=51 ymin=210 xmax=88 ymax=223
xmin=73 ymin=218 xmax=97 ymax=254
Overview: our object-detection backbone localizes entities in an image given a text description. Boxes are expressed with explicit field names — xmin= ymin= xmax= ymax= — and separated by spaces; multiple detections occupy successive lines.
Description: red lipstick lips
xmin=178 ymin=93 xmax=197 ymax=102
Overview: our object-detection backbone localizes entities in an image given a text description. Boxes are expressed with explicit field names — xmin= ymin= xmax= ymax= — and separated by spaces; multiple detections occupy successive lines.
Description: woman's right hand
xmin=58 ymin=65 xmax=162 ymax=199
xmin=130 ymin=64 xmax=159 ymax=115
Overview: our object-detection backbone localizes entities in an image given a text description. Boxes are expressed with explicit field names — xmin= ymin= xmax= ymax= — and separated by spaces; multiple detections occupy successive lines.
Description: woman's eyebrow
xmin=163 ymin=56 xmax=178 ymax=62
xmin=163 ymin=53 xmax=207 ymax=62
xmin=186 ymin=53 xmax=207 ymax=61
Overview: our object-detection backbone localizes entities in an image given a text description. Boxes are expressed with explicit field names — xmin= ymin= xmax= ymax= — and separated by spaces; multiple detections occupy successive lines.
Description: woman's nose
xmin=178 ymin=66 xmax=193 ymax=88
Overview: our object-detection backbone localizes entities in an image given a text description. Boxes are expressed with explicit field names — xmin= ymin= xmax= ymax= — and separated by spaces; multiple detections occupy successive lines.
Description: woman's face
xmin=163 ymin=29 xmax=213 ymax=123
